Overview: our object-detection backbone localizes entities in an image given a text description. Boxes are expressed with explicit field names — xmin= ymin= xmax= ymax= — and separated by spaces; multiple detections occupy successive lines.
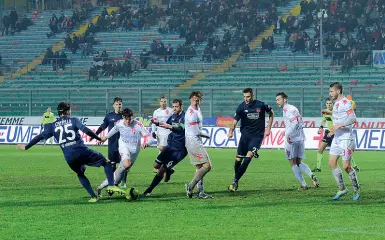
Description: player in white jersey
xmin=328 ymin=82 xmax=360 ymax=201
xmin=152 ymin=96 xmax=173 ymax=173
xmin=96 ymin=108 xmax=154 ymax=199
xmin=276 ymin=92 xmax=320 ymax=190
xmin=185 ymin=91 xmax=213 ymax=199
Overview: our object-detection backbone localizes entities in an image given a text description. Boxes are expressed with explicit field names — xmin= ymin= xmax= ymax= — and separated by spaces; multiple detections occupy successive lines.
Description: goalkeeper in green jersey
xmin=313 ymin=98 xmax=359 ymax=172
xmin=41 ymin=107 xmax=55 ymax=145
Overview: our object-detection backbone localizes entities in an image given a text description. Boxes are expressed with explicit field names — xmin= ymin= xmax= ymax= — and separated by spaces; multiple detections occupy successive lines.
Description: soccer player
xmin=328 ymin=82 xmax=360 ymax=200
xmin=41 ymin=107 xmax=55 ymax=145
xmin=152 ymin=96 xmax=173 ymax=173
xmin=16 ymin=102 xmax=125 ymax=203
xmin=276 ymin=92 xmax=320 ymax=190
xmin=185 ymin=91 xmax=213 ymax=199
xmin=314 ymin=98 xmax=360 ymax=172
xmin=92 ymin=97 xmax=127 ymax=187
xmin=143 ymin=99 xmax=188 ymax=196
xmin=96 ymin=108 xmax=153 ymax=196
xmin=227 ymin=88 xmax=274 ymax=192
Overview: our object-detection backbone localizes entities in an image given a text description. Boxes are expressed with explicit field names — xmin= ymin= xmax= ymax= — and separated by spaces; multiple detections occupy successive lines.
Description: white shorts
xmin=118 ymin=144 xmax=139 ymax=165
xmin=330 ymin=137 xmax=355 ymax=161
xmin=285 ymin=141 xmax=305 ymax=160
xmin=186 ymin=141 xmax=210 ymax=165
xmin=157 ymin=133 xmax=169 ymax=147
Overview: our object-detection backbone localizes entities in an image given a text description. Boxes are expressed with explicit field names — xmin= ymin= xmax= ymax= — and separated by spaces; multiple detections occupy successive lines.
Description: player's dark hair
xmin=330 ymin=82 xmax=343 ymax=94
xmin=172 ymin=99 xmax=183 ymax=106
xmin=276 ymin=92 xmax=288 ymax=99
xmin=160 ymin=96 xmax=166 ymax=100
xmin=113 ymin=97 xmax=122 ymax=104
xmin=122 ymin=108 xmax=134 ymax=118
xmin=243 ymin=88 xmax=253 ymax=95
xmin=189 ymin=91 xmax=203 ymax=99
xmin=57 ymin=102 xmax=71 ymax=116
xmin=325 ymin=97 xmax=332 ymax=102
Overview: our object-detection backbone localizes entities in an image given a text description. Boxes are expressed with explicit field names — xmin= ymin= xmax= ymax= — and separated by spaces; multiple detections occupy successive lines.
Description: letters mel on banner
xmin=373 ymin=50 xmax=385 ymax=68
xmin=1 ymin=125 xmax=385 ymax=150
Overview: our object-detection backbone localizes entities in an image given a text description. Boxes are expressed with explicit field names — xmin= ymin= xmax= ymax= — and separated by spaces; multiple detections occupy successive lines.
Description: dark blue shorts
xmin=157 ymin=146 xmax=187 ymax=169
xmin=237 ymin=135 xmax=263 ymax=158
xmin=322 ymin=129 xmax=334 ymax=146
xmin=67 ymin=149 xmax=107 ymax=174
xmin=108 ymin=149 xmax=121 ymax=163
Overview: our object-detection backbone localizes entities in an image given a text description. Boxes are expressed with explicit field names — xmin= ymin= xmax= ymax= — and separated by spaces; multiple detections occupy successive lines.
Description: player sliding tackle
xmin=328 ymin=82 xmax=360 ymax=201
xmin=275 ymin=92 xmax=320 ymax=190
xmin=16 ymin=102 xmax=126 ymax=203
xmin=227 ymin=88 xmax=274 ymax=192
xmin=96 ymin=108 xmax=153 ymax=199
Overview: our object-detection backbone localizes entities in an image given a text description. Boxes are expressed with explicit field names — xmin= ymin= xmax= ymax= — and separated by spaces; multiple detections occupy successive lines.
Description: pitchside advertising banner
xmin=1 ymin=121 xmax=385 ymax=151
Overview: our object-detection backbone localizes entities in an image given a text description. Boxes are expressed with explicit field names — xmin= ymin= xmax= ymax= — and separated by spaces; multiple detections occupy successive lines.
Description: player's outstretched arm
xmin=90 ymin=117 xmax=108 ymax=141
xmin=17 ymin=134 xmax=45 ymax=150
xmin=83 ymin=127 xmax=102 ymax=142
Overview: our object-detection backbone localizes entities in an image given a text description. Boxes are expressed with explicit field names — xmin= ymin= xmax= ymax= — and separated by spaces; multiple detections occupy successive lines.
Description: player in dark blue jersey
xmin=227 ymin=88 xmax=274 ymax=192
xmin=93 ymin=97 xmax=129 ymax=188
xmin=16 ymin=102 xmax=126 ymax=203
xmin=142 ymin=99 xmax=189 ymax=196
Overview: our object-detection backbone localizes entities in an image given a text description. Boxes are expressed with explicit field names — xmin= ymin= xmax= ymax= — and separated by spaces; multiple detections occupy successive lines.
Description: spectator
xmin=165 ymin=44 xmax=173 ymax=62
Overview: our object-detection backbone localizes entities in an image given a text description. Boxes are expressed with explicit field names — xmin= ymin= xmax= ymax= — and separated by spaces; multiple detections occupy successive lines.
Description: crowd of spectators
xmin=265 ymin=0 xmax=385 ymax=72
xmin=2 ymin=8 xmax=33 ymax=36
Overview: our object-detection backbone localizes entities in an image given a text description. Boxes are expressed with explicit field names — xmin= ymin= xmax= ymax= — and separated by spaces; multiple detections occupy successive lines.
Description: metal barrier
xmin=0 ymin=86 xmax=384 ymax=118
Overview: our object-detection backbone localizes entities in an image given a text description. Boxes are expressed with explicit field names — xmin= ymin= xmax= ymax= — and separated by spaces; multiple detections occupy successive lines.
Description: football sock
xmin=103 ymin=162 xmax=115 ymax=186
xmin=197 ymin=179 xmax=204 ymax=193
xmin=189 ymin=167 xmax=210 ymax=190
xmin=114 ymin=167 xmax=127 ymax=185
xmin=348 ymin=170 xmax=359 ymax=192
xmin=299 ymin=163 xmax=313 ymax=178
xmin=291 ymin=165 xmax=306 ymax=186
xmin=234 ymin=159 xmax=242 ymax=175
xmin=316 ymin=153 xmax=323 ymax=169
xmin=332 ymin=167 xmax=345 ymax=190
xmin=144 ymin=174 xmax=163 ymax=194
xmin=78 ymin=174 xmax=97 ymax=198
xmin=234 ymin=157 xmax=251 ymax=183
xmin=121 ymin=170 xmax=128 ymax=184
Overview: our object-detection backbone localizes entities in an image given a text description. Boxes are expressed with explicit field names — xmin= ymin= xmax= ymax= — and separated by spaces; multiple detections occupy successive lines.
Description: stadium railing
xmin=0 ymin=86 xmax=384 ymax=118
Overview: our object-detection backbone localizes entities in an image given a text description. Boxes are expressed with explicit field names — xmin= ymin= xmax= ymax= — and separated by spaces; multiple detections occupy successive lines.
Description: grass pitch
xmin=1 ymin=145 xmax=384 ymax=239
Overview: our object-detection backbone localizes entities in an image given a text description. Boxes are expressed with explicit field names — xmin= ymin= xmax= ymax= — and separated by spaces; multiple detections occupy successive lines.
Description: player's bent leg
xmin=329 ymin=154 xmax=349 ymax=200
xmin=68 ymin=162 xmax=98 ymax=200
xmin=297 ymin=158 xmax=320 ymax=188
xmin=143 ymin=166 xmax=167 ymax=196
xmin=289 ymin=159 xmax=308 ymax=190
xmin=186 ymin=162 xmax=211 ymax=198
xmin=342 ymin=156 xmax=360 ymax=200
xmin=234 ymin=157 xmax=242 ymax=174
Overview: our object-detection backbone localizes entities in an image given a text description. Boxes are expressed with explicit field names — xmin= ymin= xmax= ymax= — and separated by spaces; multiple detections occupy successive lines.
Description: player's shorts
xmin=67 ymin=149 xmax=107 ymax=174
xmin=322 ymin=129 xmax=334 ymax=146
xmin=237 ymin=135 xmax=263 ymax=158
xmin=284 ymin=141 xmax=305 ymax=160
xmin=157 ymin=133 xmax=169 ymax=147
xmin=330 ymin=137 xmax=355 ymax=161
xmin=119 ymin=143 xmax=139 ymax=165
xmin=186 ymin=140 xmax=210 ymax=165
xmin=157 ymin=146 xmax=187 ymax=169
xmin=108 ymin=149 xmax=121 ymax=164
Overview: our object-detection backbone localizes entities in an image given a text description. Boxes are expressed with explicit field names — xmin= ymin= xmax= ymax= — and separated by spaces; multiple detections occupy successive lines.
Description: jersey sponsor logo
xmin=247 ymin=113 xmax=259 ymax=119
